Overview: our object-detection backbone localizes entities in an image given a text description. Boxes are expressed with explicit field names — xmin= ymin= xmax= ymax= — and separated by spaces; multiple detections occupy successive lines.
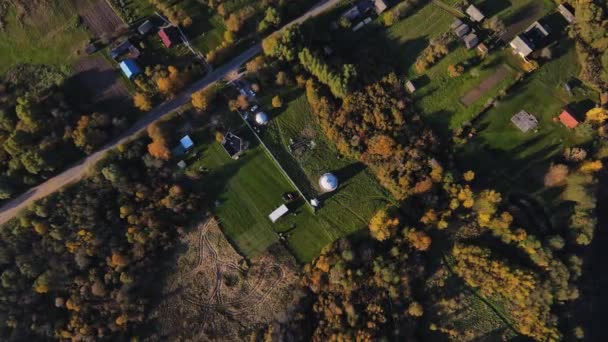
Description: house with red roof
xmin=559 ymin=109 xmax=579 ymax=129
xmin=158 ymin=27 xmax=179 ymax=48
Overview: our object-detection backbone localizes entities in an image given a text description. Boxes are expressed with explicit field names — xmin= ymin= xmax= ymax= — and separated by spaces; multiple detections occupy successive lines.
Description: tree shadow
xmin=475 ymin=0 xmax=512 ymax=18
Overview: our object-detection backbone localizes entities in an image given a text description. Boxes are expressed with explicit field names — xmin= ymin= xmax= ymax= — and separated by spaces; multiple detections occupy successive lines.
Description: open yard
xmin=183 ymin=95 xmax=391 ymax=262
xmin=381 ymin=1 xmax=523 ymax=132
xmin=0 ymin=1 xmax=91 ymax=75
xmin=456 ymin=38 xmax=598 ymax=230
xmin=70 ymin=56 xmax=131 ymax=110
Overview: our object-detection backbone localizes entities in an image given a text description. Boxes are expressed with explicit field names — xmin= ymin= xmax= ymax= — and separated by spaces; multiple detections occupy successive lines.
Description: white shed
xmin=268 ymin=204 xmax=289 ymax=223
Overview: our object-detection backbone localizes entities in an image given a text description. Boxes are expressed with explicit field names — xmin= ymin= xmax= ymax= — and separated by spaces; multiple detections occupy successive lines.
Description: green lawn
xmin=382 ymin=1 xmax=522 ymax=132
xmin=0 ymin=2 xmax=90 ymax=75
xmin=184 ymin=92 xmax=391 ymax=262
xmin=258 ymin=89 xmax=393 ymax=260
xmin=456 ymin=39 xmax=597 ymax=228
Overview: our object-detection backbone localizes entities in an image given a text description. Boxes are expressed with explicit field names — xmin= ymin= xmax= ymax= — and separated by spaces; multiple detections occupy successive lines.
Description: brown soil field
xmin=460 ymin=65 xmax=510 ymax=107
xmin=71 ymin=56 xmax=130 ymax=110
xmin=75 ymin=0 xmax=126 ymax=38
xmin=152 ymin=219 xmax=301 ymax=341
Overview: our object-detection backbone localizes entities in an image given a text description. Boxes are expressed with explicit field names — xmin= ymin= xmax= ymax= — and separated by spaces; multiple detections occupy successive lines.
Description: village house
xmin=222 ymin=132 xmax=245 ymax=159
xmin=466 ymin=5 xmax=485 ymax=22
xmin=138 ymin=20 xmax=155 ymax=35
xmin=464 ymin=33 xmax=479 ymax=50
xmin=510 ymin=20 xmax=551 ymax=59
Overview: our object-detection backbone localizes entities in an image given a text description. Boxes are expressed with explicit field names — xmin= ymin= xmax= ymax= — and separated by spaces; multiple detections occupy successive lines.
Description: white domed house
xmin=255 ymin=112 xmax=269 ymax=125
xmin=318 ymin=173 xmax=339 ymax=193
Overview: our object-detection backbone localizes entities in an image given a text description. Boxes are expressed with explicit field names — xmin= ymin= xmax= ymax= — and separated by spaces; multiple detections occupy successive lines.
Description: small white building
xmin=466 ymin=5 xmax=485 ymax=22
xmin=268 ymin=204 xmax=289 ymax=223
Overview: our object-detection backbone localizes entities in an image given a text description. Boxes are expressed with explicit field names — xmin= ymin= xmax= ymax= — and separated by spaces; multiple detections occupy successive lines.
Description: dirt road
xmin=0 ymin=0 xmax=340 ymax=225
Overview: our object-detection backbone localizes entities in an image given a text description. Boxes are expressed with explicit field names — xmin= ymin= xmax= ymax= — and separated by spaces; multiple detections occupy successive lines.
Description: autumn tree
xmin=272 ymin=95 xmax=283 ymax=108
xmin=544 ymin=164 xmax=569 ymax=187
xmin=147 ymin=122 xmax=171 ymax=160
xmin=191 ymin=89 xmax=209 ymax=111
xmin=369 ymin=208 xmax=399 ymax=241
xmin=407 ymin=230 xmax=431 ymax=251
xmin=133 ymin=92 xmax=152 ymax=111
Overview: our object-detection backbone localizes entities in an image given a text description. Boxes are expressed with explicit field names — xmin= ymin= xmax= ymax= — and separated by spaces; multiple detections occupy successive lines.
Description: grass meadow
xmin=0 ymin=2 xmax=90 ymax=75
xmin=184 ymin=98 xmax=391 ymax=262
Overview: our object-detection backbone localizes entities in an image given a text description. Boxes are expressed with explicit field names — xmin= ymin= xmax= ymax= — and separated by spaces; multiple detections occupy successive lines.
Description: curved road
xmin=0 ymin=0 xmax=340 ymax=225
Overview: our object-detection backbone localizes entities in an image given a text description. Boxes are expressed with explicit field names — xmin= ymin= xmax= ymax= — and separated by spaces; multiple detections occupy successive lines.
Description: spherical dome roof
xmin=255 ymin=112 xmax=269 ymax=125
xmin=319 ymin=173 xmax=338 ymax=192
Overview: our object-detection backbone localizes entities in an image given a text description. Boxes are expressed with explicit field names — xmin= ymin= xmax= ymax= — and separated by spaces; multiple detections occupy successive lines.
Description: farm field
xmin=456 ymin=38 xmax=598 ymax=229
xmin=0 ymin=1 xmax=91 ymax=75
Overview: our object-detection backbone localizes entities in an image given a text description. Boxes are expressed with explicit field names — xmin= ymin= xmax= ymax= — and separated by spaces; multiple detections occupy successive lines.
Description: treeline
xmin=0 ymin=65 xmax=132 ymax=200
xmin=563 ymin=0 xmax=608 ymax=90
xmin=306 ymin=73 xmax=439 ymax=200
xmin=0 ymin=129 xmax=202 ymax=340
xmin=298 ymin=48 xmax=357 ymax=98
xmin=203 ymin=0 xmax=316 ymax=65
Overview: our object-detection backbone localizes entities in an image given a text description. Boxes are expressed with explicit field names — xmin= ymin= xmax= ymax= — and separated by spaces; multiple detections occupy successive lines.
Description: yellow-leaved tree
xmin=368 ymin=208 xmax=399 ymax=241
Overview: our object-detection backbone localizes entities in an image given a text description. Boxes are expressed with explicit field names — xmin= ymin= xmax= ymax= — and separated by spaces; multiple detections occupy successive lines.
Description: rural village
xmin=0 ymin=0 xmax=607 ymax=341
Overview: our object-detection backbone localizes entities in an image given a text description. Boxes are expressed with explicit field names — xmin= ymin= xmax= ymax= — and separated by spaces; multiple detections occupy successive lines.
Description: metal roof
xmin=269 ymin=204 xmax=289 ymax=223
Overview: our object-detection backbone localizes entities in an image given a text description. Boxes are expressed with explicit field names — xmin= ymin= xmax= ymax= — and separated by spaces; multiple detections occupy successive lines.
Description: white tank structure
xmin=255 ymin=112 xmax=269 ymax=125
xmin=318 ymin=173 xmax=339 ymax=192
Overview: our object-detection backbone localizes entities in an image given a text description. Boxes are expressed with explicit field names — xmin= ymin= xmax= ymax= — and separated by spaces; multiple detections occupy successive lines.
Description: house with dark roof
xmin=111 ymin=40 xmax=139 ymax=60
xmin=221 ymin=133 xmax=244 ymax=159
xmin=138 ymin=20 xmax=155 ymax=35
xmin=464 ymin=33 xmax=479 ymax=50
xmin=559 ymin=109 xmax=579 ymax=129
xmin=454 ymin=22 xmax=471 ymax=38
xmin=158 ymin=27 xmax=180 ymax=48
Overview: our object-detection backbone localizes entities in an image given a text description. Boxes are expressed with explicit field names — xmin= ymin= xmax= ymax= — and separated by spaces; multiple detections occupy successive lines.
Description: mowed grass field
xmin=0 ymin=1 xmax=90 ymax=75
xmin=188 ymin=99 xmax=388 ymax=262
xmin=185 ymin=92 xmax=391 ymax=262
xmin=258 ymin=90 xmax=393 ymax=258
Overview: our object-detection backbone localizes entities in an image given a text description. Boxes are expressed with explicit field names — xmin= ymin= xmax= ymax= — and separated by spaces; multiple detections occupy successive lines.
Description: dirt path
xmin=0 ymin=0 xmax=342 ymax=225
xmin=460 ymin=65 xmax=510 ymax=107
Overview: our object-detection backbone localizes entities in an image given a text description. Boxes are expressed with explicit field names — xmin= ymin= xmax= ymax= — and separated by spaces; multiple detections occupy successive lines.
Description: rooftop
xmin=510 ymin=35 xmax=534 ymax=57
xmin=466 ymin=4 xmax=485 ymax=22
xmin=511 ymin=110 xmax=538 ymax=132
xmin=559 ymin=110 xmax=579 ymax=129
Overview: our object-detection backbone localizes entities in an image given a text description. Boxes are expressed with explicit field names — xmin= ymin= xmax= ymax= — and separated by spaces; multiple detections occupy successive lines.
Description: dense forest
xmin=0 ymin=131 xmax=202 ymax=340
xmin=0 ymin=65 xmax=133 ymax=200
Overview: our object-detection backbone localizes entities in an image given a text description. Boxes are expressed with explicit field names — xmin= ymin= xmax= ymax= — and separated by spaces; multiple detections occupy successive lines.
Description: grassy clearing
xmin=258 ymin=89 xmax=393 ymax=257
xmin=456 ymin=39 xmax=597 ymax=226
xmin=185 ymin=92 xmax=391 ymax=262
xmin=384 ymin=1 xmax=522 ymax=131
xmin=0 ymin=2 xmax=90 ymax=75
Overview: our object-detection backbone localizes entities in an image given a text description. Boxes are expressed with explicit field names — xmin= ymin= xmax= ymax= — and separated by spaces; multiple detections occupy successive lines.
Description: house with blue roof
xmin=119 ymin=59 xmax=142 ymax=79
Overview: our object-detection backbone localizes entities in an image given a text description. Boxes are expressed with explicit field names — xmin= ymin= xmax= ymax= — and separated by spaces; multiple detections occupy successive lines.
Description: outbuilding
xmin=158 ymin=27 xmax=179 ymax=48
xmin=138 ymin=20 xmax=155 ymax=35
xmin=511 ymin=110 xmax=538 ymax=132
xmin=464 ymin=33 xmax=479 ymax=49
xmin=454 ymin=23 xmax=471 ymax=38
xmin=119 ymin=59 xmax=142 ymax=79
xmin=405 ymin=80 xmax=416 ymax=94
xmin=559 ymin=110 xmax=579 ymax=129
xmin=268 ymin=204 xmax=289 ymax=223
